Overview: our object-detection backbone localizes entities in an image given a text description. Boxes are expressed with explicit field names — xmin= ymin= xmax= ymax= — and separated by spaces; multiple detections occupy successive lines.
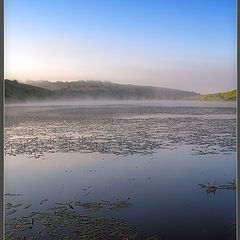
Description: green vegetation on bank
xmin=195 ymin=90 xmax=236 ymax=101
xmin=5 ymin=79 xmax=56 ymax=103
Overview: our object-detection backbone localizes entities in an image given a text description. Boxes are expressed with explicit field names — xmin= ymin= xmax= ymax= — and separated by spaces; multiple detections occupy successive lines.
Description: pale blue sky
xmin=4 ymin=0 xmax=236 ymax=93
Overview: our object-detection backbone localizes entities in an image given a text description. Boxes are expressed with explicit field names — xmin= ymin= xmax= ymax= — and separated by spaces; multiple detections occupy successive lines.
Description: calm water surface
xmin=5 ymin=101 xmax=236 ymax=240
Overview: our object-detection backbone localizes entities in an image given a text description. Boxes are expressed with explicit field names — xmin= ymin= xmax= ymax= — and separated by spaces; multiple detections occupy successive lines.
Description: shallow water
xmin=4 ymin=100 xmax=236 ymax=240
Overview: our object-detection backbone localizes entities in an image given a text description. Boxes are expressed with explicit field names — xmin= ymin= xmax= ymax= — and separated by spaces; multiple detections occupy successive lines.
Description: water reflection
xmin=5 ymin=148 xmax=236 ymax=239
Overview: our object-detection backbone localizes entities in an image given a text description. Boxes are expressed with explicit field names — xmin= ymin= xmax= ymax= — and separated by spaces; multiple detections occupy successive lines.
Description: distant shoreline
xmin=4 ymin=79 xmax=236 ymax=103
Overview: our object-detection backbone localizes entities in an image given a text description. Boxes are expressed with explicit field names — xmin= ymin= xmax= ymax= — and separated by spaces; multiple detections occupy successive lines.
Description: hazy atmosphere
xmin=4 ymin=0 xmax=236 ymax=94
xmin=4 ymin=1 xmax=237 ymax=240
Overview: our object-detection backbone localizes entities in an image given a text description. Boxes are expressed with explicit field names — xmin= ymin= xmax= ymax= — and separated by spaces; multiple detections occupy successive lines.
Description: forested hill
xmin=5 ymin=79 xmax=56 ymax=102
xmin=24 ymin=80 xmax=199 ymax=100
xmin=6 ymin=79 xmax=235 ymax=103
xmin=5 ymin=79 xmax=200 ymax=102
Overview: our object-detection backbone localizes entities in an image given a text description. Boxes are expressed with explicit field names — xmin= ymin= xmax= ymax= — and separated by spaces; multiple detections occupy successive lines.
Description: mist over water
xmin=6 ymin=99 xmax=236 ymax=108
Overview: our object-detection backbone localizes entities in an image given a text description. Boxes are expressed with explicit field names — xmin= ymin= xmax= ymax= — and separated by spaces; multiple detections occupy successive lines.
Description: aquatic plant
xmin=199 ymin=181 xmax=236 ymax=194
xmin=5 ymin=196 xmax=162 ymax=239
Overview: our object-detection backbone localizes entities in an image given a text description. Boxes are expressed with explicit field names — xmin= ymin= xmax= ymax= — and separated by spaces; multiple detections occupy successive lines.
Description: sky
xmin=4 ymin=0 xmax=236 ymax=94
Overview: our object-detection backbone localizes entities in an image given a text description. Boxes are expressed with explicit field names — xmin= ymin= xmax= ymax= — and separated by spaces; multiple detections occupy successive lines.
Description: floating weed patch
xmin=40 ymin=198 xmax=48 ymax=205
xmin=5 ymin=109 xmax=236 ymax=158
xmin=6 ymin=203 xmax=23 ymax=209
xmin=109 ymin=201 xmax=132 ymax=212
xmin=74 ymin=200 xmax=132 ymax=212
xmin=6 ymin=211 xmax=137 ymax=239
xmin=145 ymin=234 xmax=162 ymax=240
xmin=22 ymin=211 xmax=40 ymax=219
xmin=6 ymin=209 xmax=17 ymax=216
xmin=4 ymin=198 xmax=164 ymax=239
xmin=74 ymin=201 xmax=103 ymax=212
xmin=56 ymin=202 xmax=69 ymax=205
xmin=24 ymin=204 xmax=32 ymax=209
xmin=5 ymin=193 xmax=22 ymax=197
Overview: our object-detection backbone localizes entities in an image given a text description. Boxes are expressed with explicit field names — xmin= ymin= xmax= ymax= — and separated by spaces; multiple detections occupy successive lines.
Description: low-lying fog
xmin=5 ymin=98 xmax=236 ymax=108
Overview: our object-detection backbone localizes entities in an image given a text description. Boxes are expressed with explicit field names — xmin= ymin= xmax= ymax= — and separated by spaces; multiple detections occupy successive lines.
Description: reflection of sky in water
xmin=5 ymin=147 xmax=235 ymax=240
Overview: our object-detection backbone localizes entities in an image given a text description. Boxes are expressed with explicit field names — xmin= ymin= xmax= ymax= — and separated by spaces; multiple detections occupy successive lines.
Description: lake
xmin=4 ymin=100 xmax=236 ymax=240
